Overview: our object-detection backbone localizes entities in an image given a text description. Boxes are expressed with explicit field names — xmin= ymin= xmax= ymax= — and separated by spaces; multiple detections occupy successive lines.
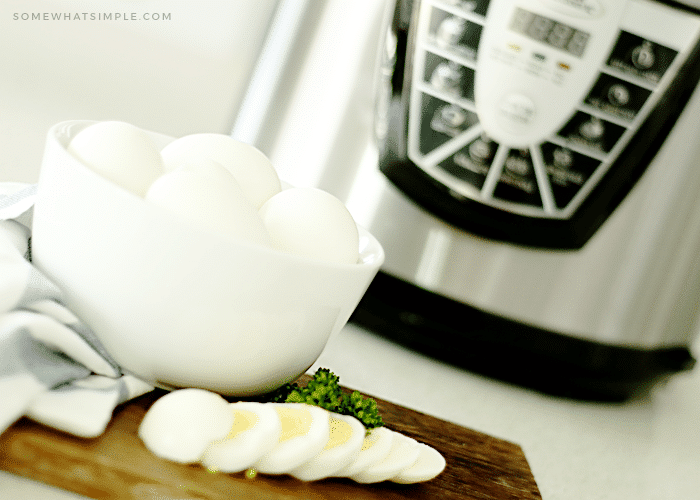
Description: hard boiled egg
xmin=350 ymin=430 xmax=422 ymax=484
xmin=68 ymin=121 xmax=163 ymax=197
xmin=291 ymin=412 xmax=365 ymax=481
xmin=160 ymin=133 xmax=281 ymax=209
xmin=201 ymin=402 xmax=282 ymax=473
xmin=253 ymin=403 xmax=330 ymax=474
xmin=139 ymin=391 xmax=446 ymax=484
xmin=332 ymin=425 xmax=394 ymax=478
xmin=391 ymin=442 xmax=447 ymax=484
xmin=145 ymin=159 xmax=271 ymax=247
xmin=138 ymin=389 xmax=233 ymax=463
xmin=259 ymin=187 xmax=360 ymax=265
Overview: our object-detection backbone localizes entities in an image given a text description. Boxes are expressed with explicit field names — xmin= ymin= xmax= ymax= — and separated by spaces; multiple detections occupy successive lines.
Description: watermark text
xmin=13 ymin=12 xmax=171 ymax=21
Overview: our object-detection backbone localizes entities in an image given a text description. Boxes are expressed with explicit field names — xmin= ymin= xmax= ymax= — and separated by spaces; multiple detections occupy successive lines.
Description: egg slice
xmin=259 ymin=187 xmax=360 ymax=265
xmin=145 ymin=159 xmax=272 ymax=246
xmin=391 ymin=442 xmax=446 ymax=484
xmin=201 ymin=402 xmax=281 ymax=473
xmin=253 ymin=403 xmax=330 ymax=474
xmin=138 ymin=389 xmax=233 ymax=464
xmin=68 ymin=121 xmax=164 ymax=197
xmin=160 ymin=133 xmax=281 ymax=209
xmin=350 ymin=431 xmax=421 ymax=484
xmin=332 ymin=425 xmax=394 ymax=478
xmin=290 ymin=413 xmax=365 ymax=481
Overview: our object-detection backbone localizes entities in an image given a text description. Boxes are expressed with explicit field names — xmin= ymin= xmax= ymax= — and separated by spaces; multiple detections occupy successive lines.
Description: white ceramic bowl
xmin=31 ymin=120 xmax=384 ymax=396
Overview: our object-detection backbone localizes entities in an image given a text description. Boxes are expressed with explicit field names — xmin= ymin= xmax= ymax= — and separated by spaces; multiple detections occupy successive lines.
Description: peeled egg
xmin=138 ymin=389 xmax=233 ymax=463
xmin=350 ymin=431 xmax=421 ymax=484
xmin=68 ymin=121 xmax=163 ymax=197
xmin=145 ymin=159 xmax=271 ymax=246
xmin=160 ymin=133 xmax=281 ymax=209
xmin=253 ymin=403 xmax=330 ymax=474
xmin=333 ymin=425 xmax=394 ymax=478
xmin=291 ymin=413 xmax=365 ymax=481
xmin=259 ymin=188 xmax=360 ymax=265
xmin=201 ymin=402 xmax=282 ymax=473
xmin=391 ymin=442 xmax=446 ymax=484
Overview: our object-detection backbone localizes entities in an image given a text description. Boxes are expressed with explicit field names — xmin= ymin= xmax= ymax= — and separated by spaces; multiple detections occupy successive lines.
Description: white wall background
xmin=0 ymin=0 xmax=278 ymax=183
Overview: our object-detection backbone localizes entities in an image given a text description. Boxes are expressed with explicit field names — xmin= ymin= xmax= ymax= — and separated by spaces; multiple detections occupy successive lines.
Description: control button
xmin=585 ymin=73 xmax=651 ymax=120
xmin=497 ymin=93 xmax=536 ymax=133
xmin=424 ymin=53 xmax=475 ymax=100
xmin=438 ymin=136 xmax=498 ymax=190
xmin=493 ymin=149 xmax=541 ymax=207
xmin=468 ymin=136 xmax=495 ymax=164
xmin=631 ymin=41 xmax=655 ymax=70
xmin=437 ymin=104 xmax=468 ymax=128
xmin=542 ymin=143 xmax=601 ymax=209
xmin=504 ymin=153 xmax=531 ymax=176
xmin=552 ymin=147 xmax=574 ymax=169
xmin=579 ymin=117 xmax=605 ymax=142
xmin=607 ymin=32 xmax=678 ymax=85
xmin=607 ymin=83 xmax=630 ymax=106
xmin=436 ymin=16 xmax=467 ymax=48
xmin=430 ymin=60 xmax=463 ymax=93
xmin=461 ymin=0 xmax=487 ymax=15
xmin=428 ymin=10 xmax=482 ymax=61
xmin=418 ymin=93 xmax=478 ymax=155
xmin=558 ymin=112 xmax=625 ymax=153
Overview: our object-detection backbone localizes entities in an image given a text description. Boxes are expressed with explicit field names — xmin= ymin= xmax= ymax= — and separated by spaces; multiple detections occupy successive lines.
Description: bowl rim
xmin=45 ymin=119 xmax=385 ymax=272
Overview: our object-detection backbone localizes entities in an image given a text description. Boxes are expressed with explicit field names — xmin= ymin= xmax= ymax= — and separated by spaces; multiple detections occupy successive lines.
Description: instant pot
xmin=230 ymin=0 xmax=700 ymax=400
xmin=347 ymin=0 xmax=700 ymax=400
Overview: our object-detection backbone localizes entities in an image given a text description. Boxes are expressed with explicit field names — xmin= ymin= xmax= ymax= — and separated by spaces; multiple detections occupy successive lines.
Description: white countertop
xmin=2 ymin=321 xmax=699 ymax=499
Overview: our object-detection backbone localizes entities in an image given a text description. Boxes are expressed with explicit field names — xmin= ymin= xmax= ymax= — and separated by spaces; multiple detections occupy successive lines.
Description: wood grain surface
xmin=0 ymin=378 xmax=541 ymax=499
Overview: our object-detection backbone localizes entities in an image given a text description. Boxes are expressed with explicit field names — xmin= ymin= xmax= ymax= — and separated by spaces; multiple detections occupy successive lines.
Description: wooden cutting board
xmin=0 ymin=378 xmax=541 ymax=500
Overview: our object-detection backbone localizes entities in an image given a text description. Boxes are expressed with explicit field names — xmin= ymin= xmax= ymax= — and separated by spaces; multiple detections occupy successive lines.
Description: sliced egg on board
xmin=350 ymin=430 xmax=422 ymax=484
xmin=160 ymin=133 xmax=281 ymax=209
xmin=332 ymin=425 xmax=394 ymax=478
xmin=138 ymin=389 xmax=233 ymax=463
xmin=391 ymin=442 xmax=447 ymax=484
xmin=253 ymin=403 xmax=330 ymax=474
xmin=201 ymin=402 xmax=282 ymax=473
xmin=290 ymin=412 xmax=365 ymax=481
xmin=68 ymin=121 xmax=164 ymax=197
xmin=138 ymin=391 xmax=446 ymax=484
xmin=145 ymin=159 xmax=272 ymax=247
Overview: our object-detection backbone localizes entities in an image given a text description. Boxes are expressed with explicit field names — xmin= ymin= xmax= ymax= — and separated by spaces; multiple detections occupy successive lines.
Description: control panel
xmin=402 ymin=0 xmax=700 ymax=221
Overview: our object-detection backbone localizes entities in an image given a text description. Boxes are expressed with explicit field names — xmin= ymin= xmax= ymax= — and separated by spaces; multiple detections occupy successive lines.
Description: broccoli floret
xmin=266 ymin=382 xmax=299 ymax=402
xmin=341 ymin=390 xmax=384 ymax=429
xmin=285 ymin=368 xmax=344 ymax=411
xmin=267 ymin=368 xmax=383 ymax=431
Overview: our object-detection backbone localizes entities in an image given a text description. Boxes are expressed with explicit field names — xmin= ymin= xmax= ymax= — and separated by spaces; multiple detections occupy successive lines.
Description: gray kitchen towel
xmin=0 ymin=182 xmax=153 ymax=437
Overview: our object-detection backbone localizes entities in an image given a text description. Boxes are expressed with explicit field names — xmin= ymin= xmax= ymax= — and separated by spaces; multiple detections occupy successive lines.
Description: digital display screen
xmin=510 ymin=8 xmax=590 ymax=58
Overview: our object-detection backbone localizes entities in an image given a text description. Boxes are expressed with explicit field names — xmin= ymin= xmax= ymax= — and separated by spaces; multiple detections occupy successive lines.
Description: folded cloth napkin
xmin=0 ymin=182 xmax=153 ymax=437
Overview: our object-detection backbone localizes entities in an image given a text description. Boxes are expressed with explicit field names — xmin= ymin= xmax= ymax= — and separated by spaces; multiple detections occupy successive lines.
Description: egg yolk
xmin=324 ymin=417 xmax=353 ymax=450
xmin=276 ymin=406 xmax=313 ymax=442
xmin=360 ymin=432 xmax=379 ymax=451
xmin=225 ymin=409 xmax=258 ymax=439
